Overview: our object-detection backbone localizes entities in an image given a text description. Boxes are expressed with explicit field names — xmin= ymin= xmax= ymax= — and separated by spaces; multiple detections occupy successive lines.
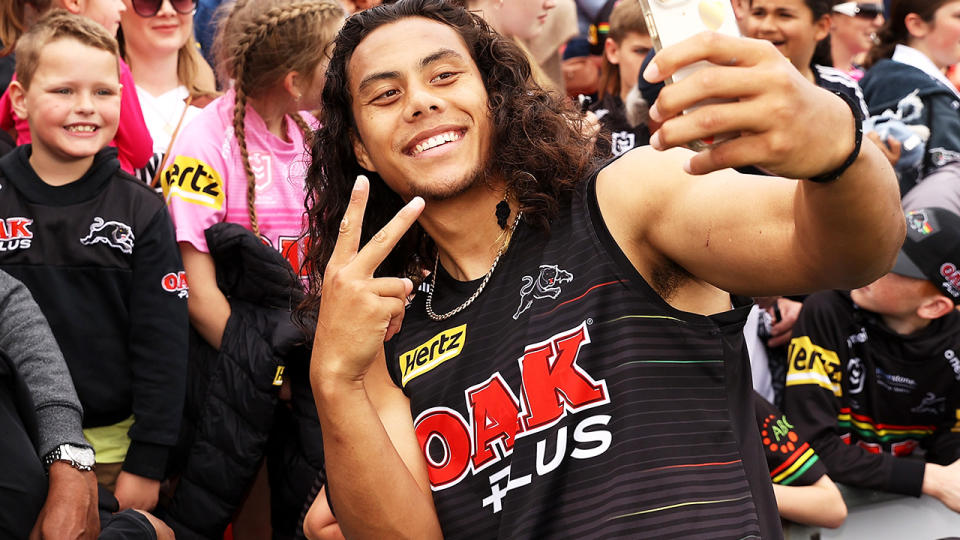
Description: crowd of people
xmin=0 ymin=0 xmax=957 ymax=538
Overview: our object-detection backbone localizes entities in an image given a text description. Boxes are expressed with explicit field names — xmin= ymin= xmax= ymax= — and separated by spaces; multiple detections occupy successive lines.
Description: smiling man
xmin=302 ymin=0 xmax=904 ymax=538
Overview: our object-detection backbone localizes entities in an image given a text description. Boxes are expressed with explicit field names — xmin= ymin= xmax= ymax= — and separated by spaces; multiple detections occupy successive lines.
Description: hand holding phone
xmin=641 ymin=31 xmax=861 ymax=179
xmin=637 ymin=0 xmax=741 ymax=149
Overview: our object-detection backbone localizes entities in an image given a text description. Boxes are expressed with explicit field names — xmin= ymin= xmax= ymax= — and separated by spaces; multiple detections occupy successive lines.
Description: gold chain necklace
xmin=425 ymin=211 xmax=522 ymax=322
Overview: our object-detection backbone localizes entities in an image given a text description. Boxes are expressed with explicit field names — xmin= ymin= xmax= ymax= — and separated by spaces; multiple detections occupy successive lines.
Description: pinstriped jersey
xmin=385 ymin=174 xmax=782 ymax=539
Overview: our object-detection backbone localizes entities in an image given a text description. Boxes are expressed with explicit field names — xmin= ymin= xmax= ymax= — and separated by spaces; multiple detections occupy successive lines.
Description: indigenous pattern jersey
xmin=783 ymin=290 xmax=960 ymax=496
xmin=162 ymin=88 xmax=313 ymax=276
xmin=385 ymin=174 xmax=782 ymax=539
xmin=753 ymin=392 xmax=826 ymax=486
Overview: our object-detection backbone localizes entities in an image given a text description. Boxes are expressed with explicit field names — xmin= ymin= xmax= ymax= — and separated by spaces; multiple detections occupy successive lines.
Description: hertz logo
xmin=161 ymin=156 xmax=225 ymax=210
xmin=400 ymin=324 xmax=466 ymax=387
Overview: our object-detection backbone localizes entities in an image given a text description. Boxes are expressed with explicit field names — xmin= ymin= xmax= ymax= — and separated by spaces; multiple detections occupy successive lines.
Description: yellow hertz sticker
xmin=400 ymin=324 xmax=466 ymax=387
xmin=786 ymin=336 xmax=842 ymax=397
xmin=161 ymin=156 xmax=225 ymax=210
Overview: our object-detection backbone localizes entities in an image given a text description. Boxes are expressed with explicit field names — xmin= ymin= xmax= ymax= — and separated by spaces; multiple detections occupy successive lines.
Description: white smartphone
xmin=637 ymin=0 xmax=741 ymax=148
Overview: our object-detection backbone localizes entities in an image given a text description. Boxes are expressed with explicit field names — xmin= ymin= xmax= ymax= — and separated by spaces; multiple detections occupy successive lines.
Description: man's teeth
xmin=414 ymin=131 xmax=461 ymax=155
xmin=66 ymin=125 xmax=96 ymax=132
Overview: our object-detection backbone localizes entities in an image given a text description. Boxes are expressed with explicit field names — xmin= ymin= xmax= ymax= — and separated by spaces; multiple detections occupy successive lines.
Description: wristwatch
xmin=43 ymin=444 xmax=95 ymax=472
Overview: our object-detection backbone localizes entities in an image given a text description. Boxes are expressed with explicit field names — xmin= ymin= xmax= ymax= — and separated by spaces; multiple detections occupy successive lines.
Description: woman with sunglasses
xmin=861 ymin=0 xmax=960 ymax=193
xmin=830 ymin=1 xmax=885 ymax=80
xmin=118 ymin=0 xmax=217 ymax=185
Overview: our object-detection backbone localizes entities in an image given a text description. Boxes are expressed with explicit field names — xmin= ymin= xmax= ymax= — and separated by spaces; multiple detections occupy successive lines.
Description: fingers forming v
xmin=354 ymin=196 xmax=425 ymax=274
xmin=328 ymin=175 xmax=371 ymax=270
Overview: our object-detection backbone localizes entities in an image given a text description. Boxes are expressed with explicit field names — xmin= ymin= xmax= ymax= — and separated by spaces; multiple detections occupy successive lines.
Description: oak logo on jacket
xmin=80 ymin=217 xmax=135 ymax=254
xmin=0 ymin=217 xmax=33 ymax=251
xmin=161 ymin=271 xmax=189 ymax=299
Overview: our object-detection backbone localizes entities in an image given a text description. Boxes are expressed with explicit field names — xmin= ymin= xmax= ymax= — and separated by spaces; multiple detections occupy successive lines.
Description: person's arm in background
xmin=115 ymin=206 xmax=188 ymax=511
xmin=754 ymin=391 xmax=846 ymax=528
xmin=917 ymin=402 xmax=960 ymax=512
xmin=773 ymin=476 xmax=846 ymax=528
xmin=114 ymin=59 xmax=153 ymax=172
xmin=0 ymin=270 xmax=99 ymax=538
xmin=179 ymin=242 xmax=231 ymax=349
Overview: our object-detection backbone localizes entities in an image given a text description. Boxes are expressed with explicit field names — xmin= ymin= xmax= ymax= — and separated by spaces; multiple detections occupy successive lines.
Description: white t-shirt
xmin=135 ymin=85 xmax=203 ymax=184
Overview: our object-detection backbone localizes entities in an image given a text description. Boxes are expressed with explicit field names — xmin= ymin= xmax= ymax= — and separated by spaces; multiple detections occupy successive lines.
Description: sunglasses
xmin=131 ymin=0 xmax=196 ymax=17
xmin=832 ymin=2 xmax=884 ymax=19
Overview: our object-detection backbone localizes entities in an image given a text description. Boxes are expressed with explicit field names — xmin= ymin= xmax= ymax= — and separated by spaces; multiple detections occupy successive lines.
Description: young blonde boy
xmin=0 ymin=0 xmax=152 ymax=173
xmin=1 ymin=11 xmax=187 ymax=512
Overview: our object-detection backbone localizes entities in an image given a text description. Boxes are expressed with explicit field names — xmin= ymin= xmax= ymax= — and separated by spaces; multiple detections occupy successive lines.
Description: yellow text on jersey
xmin=161 ymin=156 xmax=225 ymax=211
xmin=786 ymin=336 xmax=842 ymax=396
xmin=400 ymin=324 xmax=467 ymax=387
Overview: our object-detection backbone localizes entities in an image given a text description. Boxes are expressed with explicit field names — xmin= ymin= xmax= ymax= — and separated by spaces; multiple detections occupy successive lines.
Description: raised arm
xmin=597 ymin=33 xmax=904 ymax=299
xmin=310 ymin=177 xmax=441 ymax=539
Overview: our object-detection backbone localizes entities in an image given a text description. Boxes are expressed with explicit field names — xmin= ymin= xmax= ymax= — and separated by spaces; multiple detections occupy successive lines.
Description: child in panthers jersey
xmin=784 ymin=207 xmax=960 ymax=512
xmin=0 ymin=11 xmax=187 ymax=511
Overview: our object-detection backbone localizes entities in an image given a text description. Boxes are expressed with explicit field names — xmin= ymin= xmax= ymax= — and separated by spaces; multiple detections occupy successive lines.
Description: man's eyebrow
xmin=358 ymin=70 xmax=402 ymax=96
xmin=419 ymin=48 xmax=464 ymax=69
xmin=356 ymin=49 xmax=466 ymax=96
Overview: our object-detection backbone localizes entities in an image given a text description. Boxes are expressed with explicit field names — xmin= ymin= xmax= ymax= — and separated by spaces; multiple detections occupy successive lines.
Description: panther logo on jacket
xmin=80 ymin=217 xmax=135 ymax=254
xmin=513 ymin=264 xmax=574 ymax=320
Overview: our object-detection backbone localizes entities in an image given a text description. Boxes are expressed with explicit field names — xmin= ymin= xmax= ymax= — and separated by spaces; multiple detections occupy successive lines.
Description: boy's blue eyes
xmin=50 ymin=88 xmax=116 ymax=96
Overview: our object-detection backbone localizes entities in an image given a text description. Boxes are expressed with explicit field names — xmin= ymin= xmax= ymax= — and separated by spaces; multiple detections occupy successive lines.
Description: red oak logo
xmin=161 ymin=271 xmax=189 ymax=299
xmin=0 ymin=217 xmax=33 ymax=251
xmin=413 ymin=322 xmax=610 ymax=490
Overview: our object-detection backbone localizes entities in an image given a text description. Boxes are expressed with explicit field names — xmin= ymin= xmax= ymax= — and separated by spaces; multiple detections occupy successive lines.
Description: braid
xmin=290 ymin=112 xmax=315 ymax=147
xmin=231 ymin=54 xmax=261 ymax=237
xmin=216 ymin=0 xmax=344 ymax=238
xmin=235 ymin=1 xmax=339 ymax=73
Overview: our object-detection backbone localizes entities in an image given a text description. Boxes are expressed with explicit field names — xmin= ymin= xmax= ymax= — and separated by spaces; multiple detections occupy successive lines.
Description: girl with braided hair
xmin=162 ymin=0 xmax=343 ymax=350
xmin=158 ymin=0 xmax=343 ymax=535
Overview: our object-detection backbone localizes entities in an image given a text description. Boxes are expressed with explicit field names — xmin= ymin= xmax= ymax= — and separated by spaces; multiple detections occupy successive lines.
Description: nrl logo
xmin=80 ymin=217 xmax=134 ymax=254
xmin=513 ymin=264 xmax=574 ymax=320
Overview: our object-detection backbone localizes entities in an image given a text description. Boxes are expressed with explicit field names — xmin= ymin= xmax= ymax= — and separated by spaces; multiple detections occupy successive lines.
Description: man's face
xmin=11 ymin=38 xmax=121 ymax=167
xmin=347 ymin=17 xmax=493 ymax=201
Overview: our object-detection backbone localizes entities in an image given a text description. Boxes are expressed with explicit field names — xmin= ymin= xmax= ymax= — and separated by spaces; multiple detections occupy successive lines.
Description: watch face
xmin=63 ymin=445 xmax=96 ymax=467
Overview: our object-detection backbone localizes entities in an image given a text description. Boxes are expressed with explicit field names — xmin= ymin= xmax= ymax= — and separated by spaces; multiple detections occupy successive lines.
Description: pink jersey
xmin=162 ymin=88 xmax=313 ymax=275
xmin=0 ymin=59 xmax=153 ymax=173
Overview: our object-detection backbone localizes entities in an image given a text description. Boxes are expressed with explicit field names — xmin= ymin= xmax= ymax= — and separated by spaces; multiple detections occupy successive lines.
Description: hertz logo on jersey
xmin=400 ymin=324 xmax=466 ymax=387
xmin=786 ymin=336 xmax=842 ymax=396
xmin=161 ymin=156 xmax=225 ymax=210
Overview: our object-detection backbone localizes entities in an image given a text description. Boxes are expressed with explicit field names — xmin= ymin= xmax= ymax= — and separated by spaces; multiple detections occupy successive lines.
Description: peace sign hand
xmin=312 ymin=175 xmax=425 ymax=385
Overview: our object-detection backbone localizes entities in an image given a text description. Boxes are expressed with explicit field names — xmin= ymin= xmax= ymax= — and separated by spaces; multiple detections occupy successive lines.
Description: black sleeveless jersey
xmin=385 ymin=172 xmax=782 ymax=539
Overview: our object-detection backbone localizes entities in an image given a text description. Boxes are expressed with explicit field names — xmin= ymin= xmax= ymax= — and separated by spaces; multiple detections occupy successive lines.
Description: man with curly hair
xmin=301 ymin=0 xmax=903 ymax=537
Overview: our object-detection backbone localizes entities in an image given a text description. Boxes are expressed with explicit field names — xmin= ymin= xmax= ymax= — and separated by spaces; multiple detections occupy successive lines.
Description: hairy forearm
xmin=793 ymin=137 xmax=904 ymax=290
xmin=313 ymin=376 xmax=441 ymax=540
